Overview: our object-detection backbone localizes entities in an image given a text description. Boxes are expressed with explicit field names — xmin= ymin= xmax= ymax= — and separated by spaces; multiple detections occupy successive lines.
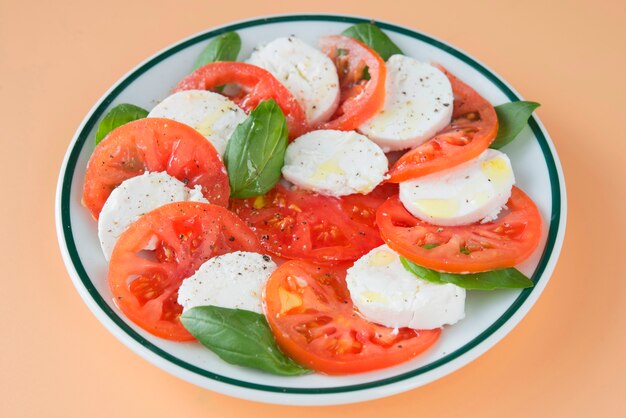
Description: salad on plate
xmin=81 ymin=23 xmax=542 ymax=376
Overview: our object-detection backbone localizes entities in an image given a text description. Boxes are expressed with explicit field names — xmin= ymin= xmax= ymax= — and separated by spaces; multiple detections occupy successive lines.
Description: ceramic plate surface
xmin=56 ymin=14 xmax=566 ymax=405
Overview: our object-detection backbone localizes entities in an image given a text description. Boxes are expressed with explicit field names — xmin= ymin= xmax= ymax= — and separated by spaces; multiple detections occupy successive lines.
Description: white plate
xmin=55 ymin=14 xmax=566 ymax=406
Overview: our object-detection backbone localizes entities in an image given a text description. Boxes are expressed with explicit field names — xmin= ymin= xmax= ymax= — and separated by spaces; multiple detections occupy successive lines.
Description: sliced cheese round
xmin=281 ymin=129 xmax=388 ymax=196
xmin=346 ymin=244 xmax=466 ymax=330
xmin=399 ymin=149 xmax=515 ymax=226
xmin=358 ymin=54 xmax=453 ymax=152
xmin=248 ymin=36 xmax=340 ymax=125
xmin=148 ymin=90 xmax=246 ymax=155
xmin=97 ymin=171 xmax=207 ymax=260
xmin=177 ymin=251 xmax=277 ymax=314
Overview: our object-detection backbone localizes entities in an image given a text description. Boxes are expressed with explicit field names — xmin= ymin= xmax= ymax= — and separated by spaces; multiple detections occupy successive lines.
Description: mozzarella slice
xmin=281 ymin=129 xmax=388 ymax=196
xmin=346 ymin=244 xmax=465 ymax=329
xmin=248 ymin=36 xmax=340 ymax=125
xmin=177 ymin=252 xmax=277 ymax=314
xmin=148 ymin=90 xmax=246 ymax=155
xmin=358 ymin=54 xmax=453 ymax=152
xmin=399 ymin=149 xmax=515 ymax=226
xmin=98 ymin=172 xmax=207 ymax=260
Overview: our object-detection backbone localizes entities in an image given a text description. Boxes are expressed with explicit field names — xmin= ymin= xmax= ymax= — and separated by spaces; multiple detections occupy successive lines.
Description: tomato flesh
xmin=318 ymin=35 xmax=386 ymax=131
xmin=376 ymin=186 xmax=542 ymax=273
xmin=173 ymin=62 xmax=308 ymax=139
xmin=387 ymin=66 xmax=498 ymax=182
xmin=263 ymin=261 xmax=441 ymax=374
xmin=82 ymin=118 xmax=229 ymax=220
xmin=108 ymin=202 xmax=263 ymax=340
xmin=230 ymin=183 xmax=397 ymax=263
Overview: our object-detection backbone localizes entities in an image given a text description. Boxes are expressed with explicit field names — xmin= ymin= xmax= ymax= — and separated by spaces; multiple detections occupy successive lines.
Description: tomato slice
xmin=318 ymin=35 xmax=386 ymax=131
xmin=230 ymin=183 xmax=397 ymax=263
xmin=387 ymin=66 xmax=498 ymax=182
xmin=108 ymin=202 xmax=263 ymax=340
xmin=263 ymin=261 xmax=441 ymax=374
xmin=173 ymin=62 xmax=308 ymax=139
xmin=376 ymin=187 xmax=542 ymax=273
xmin=82 ymin=118 xmax=229 ymax=220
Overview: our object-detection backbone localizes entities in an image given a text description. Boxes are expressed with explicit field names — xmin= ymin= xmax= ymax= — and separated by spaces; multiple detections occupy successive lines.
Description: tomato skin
xmin=376 ymin=187 xmax=542 ymax=273
xmin=387 ymin=66 xmax=498 ymax=182
xmin=263 ymin=261 xmax=441 ymax=374
xmin=82 ymin=118 xmax=229 ymax=220
xmin=318 ymin=35 xmax=386 ymax=131
xmin=173 ymin=62 xmax=308 ymax=139
xmin=109 ymin=202 xmax=263 ymax=341
xmin=230 ymin=183 xmax=397 ymax=264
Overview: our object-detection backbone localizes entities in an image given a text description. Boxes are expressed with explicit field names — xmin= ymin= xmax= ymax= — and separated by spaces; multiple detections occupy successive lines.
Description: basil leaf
xmin=180 ymin=306 xmax=310 ymax=376
xmin=193 ymin=31 xmax=241 ymax=70
xmin=342 ymin=22 xmax=403 ymax=61
xmin=95 ymin=103 xmax=148 ymax=144
xmin=400 ymin=257 xmax=533 ymax=290
xmin=440 ymin=268 xmax=533 ymax=290
xmin=400 ymin=257 xmax=446 ymax=284
xmin=224 ymin=99 xmax=288 ymax=198
xmin=490 ymin=101 xmax=541 ymax=149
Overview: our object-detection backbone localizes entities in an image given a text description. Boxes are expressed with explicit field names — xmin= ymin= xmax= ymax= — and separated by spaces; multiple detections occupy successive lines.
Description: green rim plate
xmin=59 ymin=14 xmax=562 ymax=395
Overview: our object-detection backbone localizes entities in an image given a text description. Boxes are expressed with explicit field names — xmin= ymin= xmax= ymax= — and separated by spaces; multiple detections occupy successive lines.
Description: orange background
xmin=1 ymin=0 xmax=624 ymax=416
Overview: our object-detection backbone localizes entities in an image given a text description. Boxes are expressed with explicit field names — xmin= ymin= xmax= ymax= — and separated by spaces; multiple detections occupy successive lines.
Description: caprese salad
xmin=82 ymin=23 xmax=542 ymax=376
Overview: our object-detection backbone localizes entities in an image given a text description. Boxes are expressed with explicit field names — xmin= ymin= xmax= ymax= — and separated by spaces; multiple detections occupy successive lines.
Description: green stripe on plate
xmin=60 ymin=14 xmax=562 ymax=394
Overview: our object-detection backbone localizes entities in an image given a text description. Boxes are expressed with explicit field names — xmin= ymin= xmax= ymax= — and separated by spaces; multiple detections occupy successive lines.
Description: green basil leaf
xmin=342 ymin=22 xmax=403 ymax=61
xmin=490 ymin=101 xmax=541 ymax=149
xmin=224 ymin=99 xmax=288 ymax=198
xmin=180 ymin=306 xmax=310 ymax=376
xmin=400 ymin=257 xmax=445 ymax=284
xmin=440 ymin=268 xmax=533 ymax=290
xmin=400 ymin=257 xmax=533 ymax=290
xmin=192 ymin=31 xmax=241 ymax=70
xmin=95 ymin=103 xmax=148 ymax=144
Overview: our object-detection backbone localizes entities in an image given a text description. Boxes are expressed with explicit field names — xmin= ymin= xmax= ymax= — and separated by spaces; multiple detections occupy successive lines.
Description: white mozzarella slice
xmin=399 ymin=149 xmax=515 ymax=226
xmin=177 ymin=252 xmax=277 ymax=314
xmin=148 ymin=90 xmax=246 ymax=155
xmin=346 ymin=244 xmax=466 ymax=329
xmin=281 ymin=129 xmax=388 ymax=196
xmin=97 ymin=172 xmax=207 ymax=260
xmin=248 ymin=36 xmax=340 ymax=125
xmin=358 ymin=54 xmax=453 ymax=152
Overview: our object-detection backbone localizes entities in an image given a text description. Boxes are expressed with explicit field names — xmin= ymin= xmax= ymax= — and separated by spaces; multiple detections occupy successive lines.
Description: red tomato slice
xmin=387 ymin=66 xmax=498 ymax=182
xmin=376 ymin=187 xmax=542 ymax=273
xmin=318 ymin=35 xmax=386 ymax=131
xmin=230 ymin=183 xmax=397 ymax=263
xmin=108 ymin=202 xmax=264 ymax=340
xmin=263 ymin=261 xmax=441 ymax=374
xmin=82 ymin=118 xmax=229 ymax=220
xmin=173 ymin=62 xmax=308 ymax=139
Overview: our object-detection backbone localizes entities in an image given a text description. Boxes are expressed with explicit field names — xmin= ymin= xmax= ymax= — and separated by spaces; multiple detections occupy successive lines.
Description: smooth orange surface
xmin=1 ymin=0 xmax=624 ymax=416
